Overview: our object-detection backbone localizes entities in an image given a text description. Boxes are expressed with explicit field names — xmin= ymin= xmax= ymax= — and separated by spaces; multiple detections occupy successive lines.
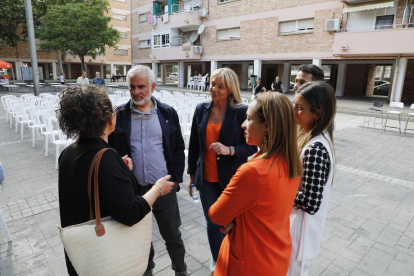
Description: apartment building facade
xmin=131 ymin=0 xmax=414 ymax=102
xmin=0 ymin=0 xmax=132 ymax=81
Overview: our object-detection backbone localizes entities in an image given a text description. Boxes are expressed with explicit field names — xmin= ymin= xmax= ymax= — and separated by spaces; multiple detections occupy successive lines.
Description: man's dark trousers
xmin=138 ymin=185 xmax=186 ymax=272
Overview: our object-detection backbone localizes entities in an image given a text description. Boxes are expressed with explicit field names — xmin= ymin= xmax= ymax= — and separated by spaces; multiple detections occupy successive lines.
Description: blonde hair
xmin=210 ymin=68 xmax=244 ymax=108
xmin=251 ymin=92 xmax=302 ymax=178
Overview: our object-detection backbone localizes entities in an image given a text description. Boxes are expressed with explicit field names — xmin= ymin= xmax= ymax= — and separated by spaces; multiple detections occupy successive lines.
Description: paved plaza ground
xmin=1 ymin=94 xmax=414 ymax=275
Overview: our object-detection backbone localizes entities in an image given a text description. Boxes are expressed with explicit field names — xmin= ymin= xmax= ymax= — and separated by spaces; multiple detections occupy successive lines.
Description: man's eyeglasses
xmin=132 ymin=114 xmax=153 ymax=120
xmin=112 ymin=105 xmax=119 ymax=114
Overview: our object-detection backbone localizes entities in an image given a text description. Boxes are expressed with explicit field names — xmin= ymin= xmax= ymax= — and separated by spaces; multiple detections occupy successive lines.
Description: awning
xmin=0 ymin=59 xmax=13 ymax=69
xmin=343 ymin=0 xmax=395 ymax=13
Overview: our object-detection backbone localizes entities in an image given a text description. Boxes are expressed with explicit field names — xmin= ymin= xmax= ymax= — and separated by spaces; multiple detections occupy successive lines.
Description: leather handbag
xmin=58 ymin=148 xmax=152 ymax=276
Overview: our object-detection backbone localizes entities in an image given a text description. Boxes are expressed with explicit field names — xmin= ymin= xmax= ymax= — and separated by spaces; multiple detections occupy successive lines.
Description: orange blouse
xmin=209 ymin=153 xmax=299 ymax=276
xmin=203 ymin=121 xmax=222 ymax=183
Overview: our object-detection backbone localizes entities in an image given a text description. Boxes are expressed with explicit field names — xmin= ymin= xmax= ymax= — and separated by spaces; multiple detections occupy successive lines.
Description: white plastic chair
xmin=12 ymin=103 xmax=29 ymax=134
xmin=39 ymin=93 xmax=52 ymax=99
xmin=383 ymin=102 xmax=404 ymax=135
xmin=37 ymin=109 xmax=58 ymax=156
xmin=114 ymin=91 xmax=125 ymax=98
xmin=403 ymin=103 xmax=414 ymax=135
xmin=198 ymin=76 xmax=207 ymax=90
xmin=25 ymin=106 xmax=45 ymax=147
xmin=108 ymin=95 xmax=119 ymax=104
xmin=1 ymin=95 xmax=16 ymax=123
xmin=119 ymin=96 xmax=131 ymax=104
xmin=47 ymin=116 xmax=74 ymax=169
xmin=187 ymin=80 xmax=194 ymax=89
xmin=199 ymin=94 xmax=209 ymax=101
xmin=17 ymin=106 xmax=36 ymax=140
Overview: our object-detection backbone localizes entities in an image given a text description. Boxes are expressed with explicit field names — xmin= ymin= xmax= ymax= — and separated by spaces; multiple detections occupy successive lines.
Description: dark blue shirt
xmin=93 ymin=77 xmax=106 ymax=88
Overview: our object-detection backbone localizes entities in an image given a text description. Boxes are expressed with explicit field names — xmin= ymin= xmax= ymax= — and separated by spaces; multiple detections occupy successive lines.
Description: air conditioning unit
xmin=194 ymin=46 xmax=203 ymax=54
xmin=325 ymin=19 xmax=341 ymax=31
xmin=199 ymin=9 xmax=208 ymax=18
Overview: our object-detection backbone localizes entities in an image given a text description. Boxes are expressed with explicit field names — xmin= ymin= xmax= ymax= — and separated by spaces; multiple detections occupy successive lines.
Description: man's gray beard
xmin=131 ymin=95 xmax=151 ymax=106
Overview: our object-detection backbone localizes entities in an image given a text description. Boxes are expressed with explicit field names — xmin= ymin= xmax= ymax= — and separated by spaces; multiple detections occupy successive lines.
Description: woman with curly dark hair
xmin=57 ymin=85 xmax=175 ymax=276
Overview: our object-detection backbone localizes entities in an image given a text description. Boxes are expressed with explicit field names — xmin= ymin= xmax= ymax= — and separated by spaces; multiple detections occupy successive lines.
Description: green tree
xmin=37 ymin=1 xmax=120 ymax=72
xmin=0 ymin=0 xmax=47 ymax=56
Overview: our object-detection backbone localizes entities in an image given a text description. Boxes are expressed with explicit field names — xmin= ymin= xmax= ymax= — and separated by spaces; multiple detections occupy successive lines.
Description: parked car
xmin=290 ymin=82 xmax=294 ymax=89
xmin=375 ymin=80 xmax=389 ymax=86
xmin=373 ymin=82 xmax=390 ymax=96
xmin=169 ymin=73 xmax=178 ymax=81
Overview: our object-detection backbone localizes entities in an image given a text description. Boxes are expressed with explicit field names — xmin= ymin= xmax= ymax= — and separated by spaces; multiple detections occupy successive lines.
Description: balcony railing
xmin=337 ymin=23 xmax=414 ymax=33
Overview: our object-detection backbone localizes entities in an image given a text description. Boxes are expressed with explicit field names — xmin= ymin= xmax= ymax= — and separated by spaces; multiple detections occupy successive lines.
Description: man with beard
xmin=293 ymin=64 xmax=325 ymax=92
xmin=109 ymin=65 xmax=188 ymax=276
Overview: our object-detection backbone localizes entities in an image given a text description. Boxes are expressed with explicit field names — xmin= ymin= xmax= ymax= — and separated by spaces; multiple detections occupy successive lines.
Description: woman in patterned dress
xmin=288 ymin=81 xmax=337 ymax=276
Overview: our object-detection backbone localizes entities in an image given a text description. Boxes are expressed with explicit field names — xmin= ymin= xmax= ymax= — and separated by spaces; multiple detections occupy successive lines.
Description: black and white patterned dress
xmin=294 ymin=142 xmax=331 ymax=215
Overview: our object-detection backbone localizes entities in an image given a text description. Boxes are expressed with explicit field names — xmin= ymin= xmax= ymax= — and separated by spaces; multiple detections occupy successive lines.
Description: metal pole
xmin=24 ymin=0 xmax=40 ymax=96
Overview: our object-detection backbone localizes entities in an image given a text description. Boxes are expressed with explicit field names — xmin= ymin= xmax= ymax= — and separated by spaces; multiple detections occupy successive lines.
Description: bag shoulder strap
xmin=87 ymin=148 xmax=116 ymax=237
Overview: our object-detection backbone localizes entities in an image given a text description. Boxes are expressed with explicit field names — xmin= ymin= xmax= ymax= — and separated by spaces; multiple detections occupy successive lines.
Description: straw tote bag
xmin=58 ymin=148 xmax=152 ymax=276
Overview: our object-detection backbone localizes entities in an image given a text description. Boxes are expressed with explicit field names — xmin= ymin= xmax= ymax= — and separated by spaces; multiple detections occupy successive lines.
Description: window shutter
xmin=279 ymin=21 xmax=297 ymax=34
xmin=229 ymin=28 xmax=240 ymax=38
xmin=297 ymin=18 xmax=314 ymax=32
xmin=217 ymin=29 xmax=230 ymax=40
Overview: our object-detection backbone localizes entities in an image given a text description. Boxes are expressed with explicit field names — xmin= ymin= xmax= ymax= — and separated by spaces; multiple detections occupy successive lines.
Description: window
xmin=217 ymin=27 xmax=240 ymax=40
xmin=114 ymin=0 xmax=126 ymax=2
xmin=219 ymin=0 xmax=236 ymax=3
xmin=113 ymin=14 xmax=127 ymax=21
xmin=119 ymin=32 xmax=128 ymax=39
xmin=375 ymin=15 xmax=394 ymax=30
xmin=139 ymin=12 xmax=150 ymax=23
xmin=279 ymin=18 xmax=314 ymax=35
xmin=153 ymin=34 xmax=170 ymax=48
xmin=114 ymin=49 xmax=128 ymax=55
xmin=139 ymin=40 xmax=151 ymax=48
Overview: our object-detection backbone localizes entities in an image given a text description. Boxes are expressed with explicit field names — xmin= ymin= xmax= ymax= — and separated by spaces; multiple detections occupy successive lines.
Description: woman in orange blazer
xmin=209 ymin=92 xmax=303 ymax=276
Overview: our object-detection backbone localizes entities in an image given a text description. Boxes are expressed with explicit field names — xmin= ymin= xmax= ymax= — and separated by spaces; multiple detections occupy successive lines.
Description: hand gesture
xmin=122 ymin=155 xmax=133 ymax=171
xmin=209 ymin=142 xmax=230 ymax=156
xmin=155 ymin=175 xmax=174 ymax=196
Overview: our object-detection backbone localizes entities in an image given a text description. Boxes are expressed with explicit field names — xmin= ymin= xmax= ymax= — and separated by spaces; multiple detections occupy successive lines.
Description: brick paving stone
xmin=2 ymin=107 xmax=414 ymax=275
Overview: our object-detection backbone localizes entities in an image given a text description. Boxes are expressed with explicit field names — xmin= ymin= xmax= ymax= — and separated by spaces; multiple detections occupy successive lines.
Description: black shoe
xmin=143 ymin=269 xmax=153 ymax=276
xmin=175 ymin=270 xmax=189 ymax=276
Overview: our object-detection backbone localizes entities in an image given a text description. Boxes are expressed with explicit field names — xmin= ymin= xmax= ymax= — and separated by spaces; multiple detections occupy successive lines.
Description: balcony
xmin=332 ymin=27 xmax=414 ymax=56
xmin=64 ymin=54 xmax=107 ymax=64
xmin=155 ymin=10 xmax=201 ymax=30
xmin=152 ymin=44 xmax=201 ymax=61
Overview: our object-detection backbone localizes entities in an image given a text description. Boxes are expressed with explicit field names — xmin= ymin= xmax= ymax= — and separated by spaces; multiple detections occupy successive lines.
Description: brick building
xmin=131 ymin=0 xmax=414 ymax=103
xmin=0 ymin=0 xmax=132 ymax=81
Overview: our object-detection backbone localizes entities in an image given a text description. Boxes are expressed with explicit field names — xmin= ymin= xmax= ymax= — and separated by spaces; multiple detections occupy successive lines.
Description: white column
xmin=312 ymin=59 xmax=322 ymax=67
xmin=210 ymin=61 xmax=218 ymax=76
xmin=282 ymin=62 xmax=290 ymax=93
xmin=160 ymin=65 xmax=165 ymax=84
xmin=253 ymin=60 xmax=262 ymax=78
xmin=394 ymin=58 xmax=408 ymax=102
xmin=178 ymin=61 xmax=185 ymax=88
xmin=15 ymin=62 xmax=23 ymax=81
xmin=335 ymin=63 xmax=347 ymax=97
xmin=100 ymin=65 xmax=104 ymax=79
xmin=67 ymin=63 xmax=72 ymax=79
xmin=123 ymin=65 xmax=127 ymax=75
xmin=241 ymin=63 xmax=248 ymax=90
xmin=110 ymin=64 xmax=114 ymax=79
xmin=152 ymin=62 xmax=158 ymax=84
xmin=52 ymin=63 xmax=57 ymax=80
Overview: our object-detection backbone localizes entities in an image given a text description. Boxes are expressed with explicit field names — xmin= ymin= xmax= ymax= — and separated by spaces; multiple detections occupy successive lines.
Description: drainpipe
xmin=390 ymin=54 xmax=400 ymax=102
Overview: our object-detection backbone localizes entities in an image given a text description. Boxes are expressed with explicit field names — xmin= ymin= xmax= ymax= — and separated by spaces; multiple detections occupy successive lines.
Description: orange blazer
xmin=209 ymin=154 xmax=299 ymax=276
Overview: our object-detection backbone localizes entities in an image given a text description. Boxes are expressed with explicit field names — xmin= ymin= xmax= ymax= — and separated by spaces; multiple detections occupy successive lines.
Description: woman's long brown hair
xmin=251 ymin=92 xmax=302 ymax=179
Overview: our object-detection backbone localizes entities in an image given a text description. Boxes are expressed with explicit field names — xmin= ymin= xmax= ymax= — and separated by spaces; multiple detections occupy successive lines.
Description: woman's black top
xmin=272 ymin=81 xmax=282 ymax=91
xmin=254 ymin=83 xmax=264 ymax=95
xmin=58 ymin=136 xmax=151 ymax=276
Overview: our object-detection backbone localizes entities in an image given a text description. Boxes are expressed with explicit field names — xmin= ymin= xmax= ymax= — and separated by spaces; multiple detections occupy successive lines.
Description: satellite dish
xmin=198 ymin=24 xmax=205 ymax=35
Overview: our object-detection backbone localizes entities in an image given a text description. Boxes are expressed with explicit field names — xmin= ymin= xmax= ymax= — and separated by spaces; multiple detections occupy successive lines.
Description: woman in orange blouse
xmin=209 ymin=92 xmax=303 ymax=276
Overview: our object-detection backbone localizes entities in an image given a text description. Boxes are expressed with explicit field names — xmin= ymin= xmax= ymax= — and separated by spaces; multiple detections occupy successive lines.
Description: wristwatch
xmin=230 ymin=146 xmax=235 ymax=156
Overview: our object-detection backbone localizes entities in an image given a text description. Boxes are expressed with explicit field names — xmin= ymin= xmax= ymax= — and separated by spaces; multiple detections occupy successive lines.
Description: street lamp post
xmin=24 ymin=0 xmax=41 ymax=96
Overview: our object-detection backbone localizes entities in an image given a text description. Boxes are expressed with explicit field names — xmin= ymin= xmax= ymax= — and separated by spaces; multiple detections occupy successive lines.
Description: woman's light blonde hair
xmin=210 ymin=68 xmax=244 ymax=108
xmin=251 ymin=92 xmax=302 ymax=178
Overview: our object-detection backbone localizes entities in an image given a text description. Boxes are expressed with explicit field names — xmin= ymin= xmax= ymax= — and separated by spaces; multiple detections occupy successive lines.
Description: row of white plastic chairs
xmin=1 ymin=94 xmax=73 ymax=170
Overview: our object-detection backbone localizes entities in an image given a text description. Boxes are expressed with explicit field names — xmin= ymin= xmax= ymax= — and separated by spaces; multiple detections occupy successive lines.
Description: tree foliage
xmin=37 ymin=1 xmax=120 ymax=71
xmin=0 ymin=0 xmax=47 ymax=47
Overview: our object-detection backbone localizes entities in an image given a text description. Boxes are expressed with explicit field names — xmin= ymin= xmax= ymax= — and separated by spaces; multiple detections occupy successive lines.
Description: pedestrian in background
xmin=76 ymin=71 xmax=89 ymax=88
xmin=294 ymin=64 xmax=324 ymax=92
xmin=93 ymin=72 xmax=107 ymax=92
xmin=209 ymin=92 xmax=302 ymax=276
xmin=288 ymin=81 xmax=336 ymax=275
xmin=271 ymin=75 xmax=284 ymax=93
xmin=254 ymin=77 xmax=266 ymax=95
xmin=187 ymin=68 xmax=257 ymax=275
xmin=204 ymin=73 xmax=210 ymax=92
xmin=60 ymin=73 xmax=65 ymax=85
